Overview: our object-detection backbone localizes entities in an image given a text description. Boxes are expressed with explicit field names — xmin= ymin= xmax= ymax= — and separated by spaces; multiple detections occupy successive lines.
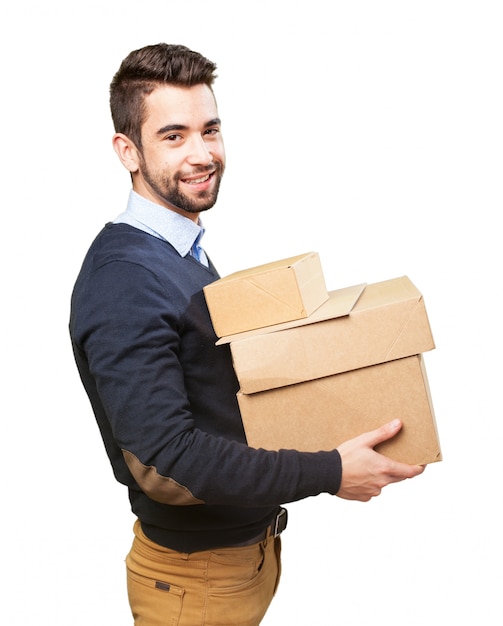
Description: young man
xmin=69 ymin=43 xmax=424 ymax=625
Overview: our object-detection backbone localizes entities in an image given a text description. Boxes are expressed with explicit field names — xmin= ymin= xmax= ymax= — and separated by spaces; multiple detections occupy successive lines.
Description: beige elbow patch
xmin=122 ymin=449 xmax=205 ymax=506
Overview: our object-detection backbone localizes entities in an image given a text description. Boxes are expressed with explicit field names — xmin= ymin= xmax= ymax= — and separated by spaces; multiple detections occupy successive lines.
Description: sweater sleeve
xmin=72 ymin=257 xmax=342 ymax=508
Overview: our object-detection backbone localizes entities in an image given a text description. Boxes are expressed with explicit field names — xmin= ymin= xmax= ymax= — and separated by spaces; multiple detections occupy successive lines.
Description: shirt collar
xmin=116 ymin=190 xmax=205 ymax=257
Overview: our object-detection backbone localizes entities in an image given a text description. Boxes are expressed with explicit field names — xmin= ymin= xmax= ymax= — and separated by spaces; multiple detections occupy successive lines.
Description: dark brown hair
xmin=109 ymin=43 xmax=218 ymax=150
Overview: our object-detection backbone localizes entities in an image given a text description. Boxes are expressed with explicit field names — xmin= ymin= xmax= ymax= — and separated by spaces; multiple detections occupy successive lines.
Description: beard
xmin=139 ymin=157 xmax=224 ymax=215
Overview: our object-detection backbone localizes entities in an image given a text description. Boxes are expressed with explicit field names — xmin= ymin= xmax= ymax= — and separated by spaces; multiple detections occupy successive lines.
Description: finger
xmin=385 ymin=460 xmax=426 ymax=482
xmin=359 ymin=418 xmax=403 ymax=449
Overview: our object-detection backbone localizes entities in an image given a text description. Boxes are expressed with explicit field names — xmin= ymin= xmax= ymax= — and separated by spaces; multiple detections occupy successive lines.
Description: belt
xmin=233 ymin=507 xmax=288 ymax=547
xmin=270 ymin=506 xmax=288 ymax=538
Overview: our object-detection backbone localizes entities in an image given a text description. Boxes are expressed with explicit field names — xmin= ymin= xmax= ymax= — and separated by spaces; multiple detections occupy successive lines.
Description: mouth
xmin=181 ymin=170 xmax=215 ymax=186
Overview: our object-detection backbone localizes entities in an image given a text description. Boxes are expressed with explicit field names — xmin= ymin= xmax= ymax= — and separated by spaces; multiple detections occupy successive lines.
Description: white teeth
xmin=186 ymin=174 xmax=210 ymax=184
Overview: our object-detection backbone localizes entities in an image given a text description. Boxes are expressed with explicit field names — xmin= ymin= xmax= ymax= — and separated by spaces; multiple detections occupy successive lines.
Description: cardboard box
xmin=203 ymin=252 xmax=328 ymax=337
xmin=237 ymin=355 xmax=442 ymax=465
xmin=220 ymin=276 xmax=435 ymax=394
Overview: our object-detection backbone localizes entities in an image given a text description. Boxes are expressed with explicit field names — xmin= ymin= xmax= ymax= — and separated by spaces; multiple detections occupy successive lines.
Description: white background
xmin=2 ymin=1 xmax=502 ymax=624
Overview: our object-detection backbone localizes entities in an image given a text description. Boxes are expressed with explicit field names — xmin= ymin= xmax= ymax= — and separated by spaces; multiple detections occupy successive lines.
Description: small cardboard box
xmin=203 ymin=252 xmax=328 ymax=337
xmin=237 ymin=355 xmax=441 ymax=465
xmin=219 ymin=276 xmax=435 ymax=394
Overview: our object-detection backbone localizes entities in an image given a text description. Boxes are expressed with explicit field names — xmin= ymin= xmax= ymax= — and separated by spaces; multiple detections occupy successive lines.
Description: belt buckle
xmin=273 ymin=507 xmax=288 ymax=538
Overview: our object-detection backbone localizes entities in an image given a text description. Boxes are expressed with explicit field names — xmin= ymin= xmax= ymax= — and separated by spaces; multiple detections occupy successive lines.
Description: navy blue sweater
xmin=70 ymin=223 xmax=342 ymax=552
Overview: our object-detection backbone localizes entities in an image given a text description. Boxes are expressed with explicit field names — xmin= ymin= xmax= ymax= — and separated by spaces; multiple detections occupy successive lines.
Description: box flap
xmin=216 ymin=282 xmax=366 ymax=345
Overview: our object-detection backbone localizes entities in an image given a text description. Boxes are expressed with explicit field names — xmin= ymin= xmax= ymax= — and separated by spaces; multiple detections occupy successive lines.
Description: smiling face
xmin=115 ymin=83 xmax=225 ymax=221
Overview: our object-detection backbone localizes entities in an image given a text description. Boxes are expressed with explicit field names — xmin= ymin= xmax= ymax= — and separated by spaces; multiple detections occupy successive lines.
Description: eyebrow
xmin=156 ymin=118 xmax=221 ymax=136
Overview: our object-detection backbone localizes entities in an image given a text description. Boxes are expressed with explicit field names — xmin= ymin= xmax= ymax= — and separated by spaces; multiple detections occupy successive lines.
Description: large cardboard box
xmin=219 ymin=276 xmax=435 ymax=394
xmin=203 ymin=252 xmax=328 ymax=337
xmin=237 ymin=355 xmax=441 ymax=465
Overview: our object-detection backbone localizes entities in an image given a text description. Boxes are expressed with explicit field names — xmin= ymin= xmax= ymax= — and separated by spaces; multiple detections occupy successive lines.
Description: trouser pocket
xmin=126 ymin=555 xmax=185 ymax=626
xmin=204 ymin=538 xmax=281 ymax=626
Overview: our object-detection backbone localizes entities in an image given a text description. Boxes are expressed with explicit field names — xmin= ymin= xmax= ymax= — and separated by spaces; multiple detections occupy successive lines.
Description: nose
xmin=187 ymin=134 xmax=213 ymax=166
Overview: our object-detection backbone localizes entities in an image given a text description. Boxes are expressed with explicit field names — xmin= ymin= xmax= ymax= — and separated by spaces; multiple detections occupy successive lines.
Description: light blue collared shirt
xmin=113 ymin=190 xmax=208 ymax=266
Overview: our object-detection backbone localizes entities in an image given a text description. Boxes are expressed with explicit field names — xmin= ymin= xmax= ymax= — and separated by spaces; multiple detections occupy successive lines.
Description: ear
xmin=112 ymin=133 xmax=141 ymax=173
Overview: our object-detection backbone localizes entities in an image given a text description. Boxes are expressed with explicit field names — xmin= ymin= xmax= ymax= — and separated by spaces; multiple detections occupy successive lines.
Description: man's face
xmin=133 ymin=83 xmax=225 ymax=220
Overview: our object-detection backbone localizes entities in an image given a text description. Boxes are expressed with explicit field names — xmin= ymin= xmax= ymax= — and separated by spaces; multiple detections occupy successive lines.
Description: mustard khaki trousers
xmin=126 ymin=519 xmax=282 ymax=626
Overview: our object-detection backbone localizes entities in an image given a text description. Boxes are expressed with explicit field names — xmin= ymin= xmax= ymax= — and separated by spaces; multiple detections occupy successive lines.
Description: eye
xmin=166 ymin=134 xmax=182 ymax=141
xmin=203 ymin=128 xmax=220 ymax=137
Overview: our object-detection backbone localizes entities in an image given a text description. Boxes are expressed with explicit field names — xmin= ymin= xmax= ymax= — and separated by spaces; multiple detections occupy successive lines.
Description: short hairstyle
xmin=109 ymin=43 xmax=218 ymax=150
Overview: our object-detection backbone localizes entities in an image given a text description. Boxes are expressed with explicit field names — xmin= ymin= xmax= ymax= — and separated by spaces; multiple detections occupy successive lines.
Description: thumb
xmin=361 ymin=419 xmax=403 ymax=449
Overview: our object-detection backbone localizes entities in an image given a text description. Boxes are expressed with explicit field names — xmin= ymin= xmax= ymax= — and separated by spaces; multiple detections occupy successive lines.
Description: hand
xmin=336 ymin=419 xmax=425 ymax=502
